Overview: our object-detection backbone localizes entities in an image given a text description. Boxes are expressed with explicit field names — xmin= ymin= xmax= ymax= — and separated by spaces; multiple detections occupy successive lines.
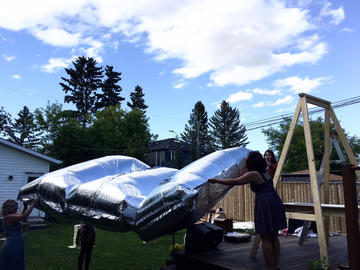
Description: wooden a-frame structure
xmin=250 ymin=93 xmax=359 ymax=262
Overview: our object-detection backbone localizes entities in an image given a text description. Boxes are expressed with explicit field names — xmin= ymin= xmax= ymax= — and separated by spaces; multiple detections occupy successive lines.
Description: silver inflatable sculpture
xmin=18 ymin=147 xmax=250 ymax=241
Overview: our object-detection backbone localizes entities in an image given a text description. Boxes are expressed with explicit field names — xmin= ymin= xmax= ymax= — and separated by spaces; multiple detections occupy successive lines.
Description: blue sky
xmin=0 ymin=0 xmax=359 ymax=155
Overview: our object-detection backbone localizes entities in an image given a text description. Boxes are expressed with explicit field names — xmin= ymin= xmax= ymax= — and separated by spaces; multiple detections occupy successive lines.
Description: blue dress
xmin=250 ymin=173 xmax=287 ymax=235
xmin=0 ymin=218 xmax=25 ymax=270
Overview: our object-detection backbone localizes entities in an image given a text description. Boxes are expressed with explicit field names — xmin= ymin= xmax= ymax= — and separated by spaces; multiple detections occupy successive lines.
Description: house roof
xmin=0 ymin=138 xmax=62 ymax=164
xmin=282 ymin=169 xmax=342 ymax=181
xmin=149 ymin=138 xmax=191 ymax=152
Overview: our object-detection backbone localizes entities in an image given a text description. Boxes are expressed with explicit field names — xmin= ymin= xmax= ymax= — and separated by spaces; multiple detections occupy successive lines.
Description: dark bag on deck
xmin=185 ymin=222 xmax=224 ymax=252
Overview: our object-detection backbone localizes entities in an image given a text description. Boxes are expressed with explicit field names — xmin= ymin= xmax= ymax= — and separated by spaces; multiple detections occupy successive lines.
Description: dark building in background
xmin=147 ymin=138 xmax=191 ymax=168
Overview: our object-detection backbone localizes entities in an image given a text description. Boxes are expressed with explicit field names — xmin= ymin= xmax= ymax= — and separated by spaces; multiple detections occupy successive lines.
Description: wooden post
xmin=248 ymin=93 xmax=358 ymax=262
xmin=301 ymin=96 xmax=328 ymax=261
xmin=341 ymin=165 xmax=360 ymax=270
xmin=272 ymin=100 xmax=302 ymax=188
xmin=330 ymin=108 xmax=360 ymax=179
xmin=323 ymin=108 xmax=330 ymax=244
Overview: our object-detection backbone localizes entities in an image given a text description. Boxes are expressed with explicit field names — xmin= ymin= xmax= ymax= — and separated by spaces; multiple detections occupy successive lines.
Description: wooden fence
xmin=215 ymin=181 xmax=360 ymax=233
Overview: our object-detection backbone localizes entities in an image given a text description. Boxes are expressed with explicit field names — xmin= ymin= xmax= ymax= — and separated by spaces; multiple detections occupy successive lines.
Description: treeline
xmin=2 ymin=56 xmax=357 ymax=172
xmin=0 ymin=56 xmax=249 ymax=169
xmin=0 ymin=56 xmax=152 ymax=168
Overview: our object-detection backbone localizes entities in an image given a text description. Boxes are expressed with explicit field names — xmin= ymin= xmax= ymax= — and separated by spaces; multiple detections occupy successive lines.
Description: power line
xmin=244 ymin=95 xmax=360 ymax=131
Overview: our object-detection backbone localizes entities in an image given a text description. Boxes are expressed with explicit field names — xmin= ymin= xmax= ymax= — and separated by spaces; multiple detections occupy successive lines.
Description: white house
xmin=0 ymin=138 xmax=62 ymax=217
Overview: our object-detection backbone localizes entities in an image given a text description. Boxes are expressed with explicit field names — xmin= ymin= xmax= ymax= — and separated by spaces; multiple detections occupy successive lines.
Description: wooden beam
xmin=298 ymin=93 xmax=331 ymax=109
xmin=286 ymin=212 xmax=316 ymax=221
xmin=324 ymin=108 xmax=330 ymax=244
xmin=342 ymin=165 xmax=360 ymax=270
xmin=283 ymin=202 xmax=356 ymax=217
xmin=249 ymin=235 xmax=261 ymax=259
xmin=301 ymin=96 xmax=329 ymax=261
xmin=273 ymin=100 xmax=302 ymax=188
xmin=329 ymin=107 xmax=360 ymax=178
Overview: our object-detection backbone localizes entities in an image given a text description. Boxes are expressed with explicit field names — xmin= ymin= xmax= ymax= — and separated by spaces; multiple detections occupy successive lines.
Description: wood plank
xmin=329 ymin=107 xmax=360 ymax=178
xmin=299 ymin=93 xmax=331 ymax=108
xmin=272 ymin=99 xmax=302 ymax=188
xmin=324 ymin=108 xmax=330 ymax=243
xmin=174 ymin=234 xmax=348 ymax=270
xmin=286 ymin=212 xmax=316 ymax=221
xmin=301 ymin=96 xmax=329 ymax=261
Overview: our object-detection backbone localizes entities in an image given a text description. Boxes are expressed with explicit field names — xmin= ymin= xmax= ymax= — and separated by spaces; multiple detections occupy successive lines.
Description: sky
xmin=0 ymin=0 xmax=359 ymax=155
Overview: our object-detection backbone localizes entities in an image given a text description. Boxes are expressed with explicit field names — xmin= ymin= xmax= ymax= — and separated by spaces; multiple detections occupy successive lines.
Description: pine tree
xmin=127 ymin=85 xmax=148 ymax=112
xmin=60 ymin=56 xmax=103 ymax=125
xmin=8 ymin=106 xmax=40 ymax=149
xmin=0 ymin=106 xmax=11 ymax=137
xmin=209 ymin=100 xmax=249 ymax=150
xmin=95 ymin=65 xmax=125 ymax=110
xmin=181 ymin=101 xmax=212 ymax=160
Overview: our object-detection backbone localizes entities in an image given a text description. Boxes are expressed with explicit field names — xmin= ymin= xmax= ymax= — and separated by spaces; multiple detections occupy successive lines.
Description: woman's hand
xmin=208 ymin=178 xmax=218 ymax=184
xmin=25 ymin=196 xmax=40 ymax=206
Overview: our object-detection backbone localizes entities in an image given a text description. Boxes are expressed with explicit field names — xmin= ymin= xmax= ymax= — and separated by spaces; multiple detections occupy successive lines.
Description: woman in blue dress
xmin=0 ymin=196 xmax=39 ymax=270
xmin=209 ymin=151 xmax=286 ymax=270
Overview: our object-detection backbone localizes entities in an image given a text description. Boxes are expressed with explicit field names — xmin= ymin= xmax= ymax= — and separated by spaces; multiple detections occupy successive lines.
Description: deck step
xmin=25 ymin=217 xmax=48 ymax=230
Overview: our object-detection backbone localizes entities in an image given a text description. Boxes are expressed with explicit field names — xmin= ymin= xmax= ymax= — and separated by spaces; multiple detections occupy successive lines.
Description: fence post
xmin=341 ymin=164 xmax=360 ymax=270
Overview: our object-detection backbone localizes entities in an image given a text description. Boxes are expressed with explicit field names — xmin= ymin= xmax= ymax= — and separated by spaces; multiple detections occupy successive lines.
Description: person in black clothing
xmin=209 ymin=151 xmax=286 ymax=270
xmin=78 ymin=223 xmax=96 ymax=270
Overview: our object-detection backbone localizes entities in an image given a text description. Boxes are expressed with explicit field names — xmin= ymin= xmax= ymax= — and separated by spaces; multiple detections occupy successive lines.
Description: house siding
xmin=0 ymin=144 xmax=49 ymax=217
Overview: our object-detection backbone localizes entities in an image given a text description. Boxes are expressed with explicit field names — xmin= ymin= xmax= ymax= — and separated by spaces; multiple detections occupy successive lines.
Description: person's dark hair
xmin=1 ymin=199 xmax=18 ymax=216
xmin=246 ymin=151 xmax=267 ymax=173
xmin=264 ymin=149 xmax=277 ymax=164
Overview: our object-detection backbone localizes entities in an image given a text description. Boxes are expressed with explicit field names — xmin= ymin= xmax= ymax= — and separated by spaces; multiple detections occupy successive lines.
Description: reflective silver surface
xmin=18 ymin=148 xmax=250 ymax=241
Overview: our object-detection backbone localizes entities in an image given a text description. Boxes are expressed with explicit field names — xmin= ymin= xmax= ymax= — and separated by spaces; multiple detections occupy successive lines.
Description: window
xmin=166 ymin=150 xmax=175 ymax=161
xmin=26 ymin=173 xmax=44 ymax=183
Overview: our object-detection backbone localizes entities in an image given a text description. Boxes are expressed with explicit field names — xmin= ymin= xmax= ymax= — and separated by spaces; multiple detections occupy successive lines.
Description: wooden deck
xmin=171 ymin=234 xmax=349 ymax=270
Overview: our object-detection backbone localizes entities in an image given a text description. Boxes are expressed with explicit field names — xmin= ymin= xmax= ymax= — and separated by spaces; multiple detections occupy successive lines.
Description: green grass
xmin=1 ymin=222 xmax=186 ymax=270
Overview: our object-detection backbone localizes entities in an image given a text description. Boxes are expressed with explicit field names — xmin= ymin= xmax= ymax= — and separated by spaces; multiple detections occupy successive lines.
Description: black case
xmin=185 ymin=222 xmax=224 ymax=252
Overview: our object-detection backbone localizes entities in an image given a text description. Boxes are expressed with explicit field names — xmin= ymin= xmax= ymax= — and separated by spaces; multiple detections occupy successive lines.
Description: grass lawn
xmin=1 ymin=222 xmax=186 ymax=270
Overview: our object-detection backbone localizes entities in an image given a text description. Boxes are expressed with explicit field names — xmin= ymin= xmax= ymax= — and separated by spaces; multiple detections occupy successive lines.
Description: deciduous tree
xmin=262 ymin=116 xmax=360 ymax=172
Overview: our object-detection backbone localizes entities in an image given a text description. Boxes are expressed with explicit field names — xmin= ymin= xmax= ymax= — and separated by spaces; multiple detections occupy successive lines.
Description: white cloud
xmin=320 ymin=2 xmax=345 ymax=25
xmin=173 ymin=81 xmax=186 ymax=89
xmin=252 ymin=88 xmax=281 ymax=95
xmin=272 ymin=95 xmax=294 ymax=106
xmin=2 ymin=54 xmax=15 ymax=61
xmin=253 ymin=102 xmax=265 ymax=108
xmin=341 ymin=28 xmax=355 ymax=33
xmin=226 ymin=91 xmax=253 ymax=104
xmin=40 ymin=56 xmax=74 ymax=73
xmin=273 ymin=76 xmax=331 ymax=93
xmin=296 ymin=34 xmax=320 ymax=50
xmin=12 ymin=74 xmax=22 ymax=79
xmin=32 ymin=28 xmax=81 ymax=47
xmin=0 ymin=0 xmax=338 ymax=83
xmin=78 ymin=38 xmax=104 ymax=62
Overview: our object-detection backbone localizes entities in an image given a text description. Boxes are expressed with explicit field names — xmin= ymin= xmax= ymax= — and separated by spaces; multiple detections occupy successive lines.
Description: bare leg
xmin=261 ymin=234 xmax=275 ymax=270
xmin=271 ymin=232 xmax=280 ymax=269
